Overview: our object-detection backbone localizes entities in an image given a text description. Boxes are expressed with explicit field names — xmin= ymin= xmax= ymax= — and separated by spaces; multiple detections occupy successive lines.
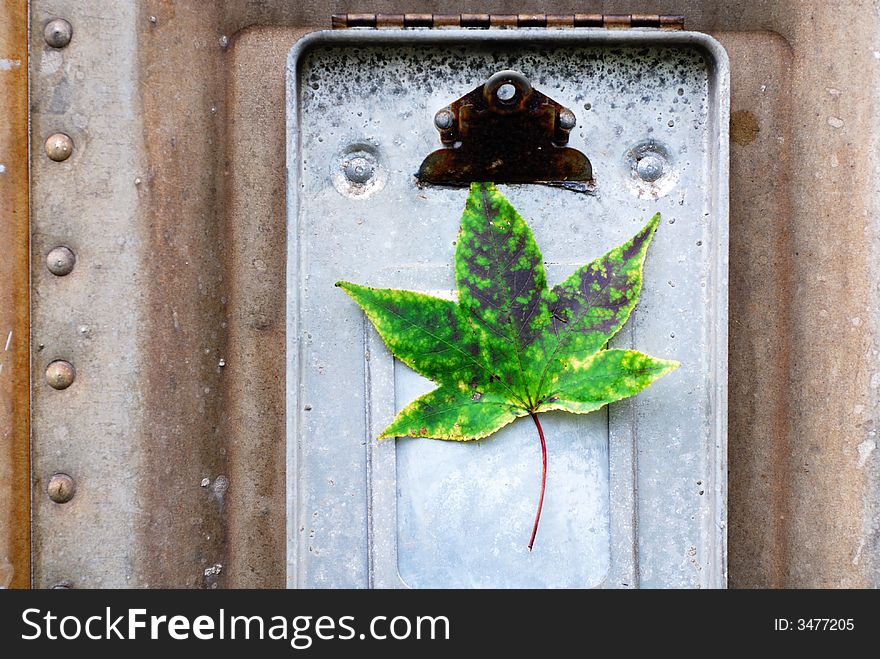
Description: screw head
xmin=44 ymin=19 xmax=73 ymax=48
xmin=434 ymin=108 xmax=455 ymax=130
xmin=46 ymin=246 xmax=76 ymax=276
xmin=47 ymin=473 xmax=76 ymax=504
xmin=636 ymin=154 xmax=665 ymax=182
xmin=45 ymin=133 xmax=74 ymax=162
xmin=558 ymin=108 xmax=577 ymax=130
xmin=45 ymin=360 xmax=75 ymax=390
xmin=343 ymin=156 xmax=374 ymax=184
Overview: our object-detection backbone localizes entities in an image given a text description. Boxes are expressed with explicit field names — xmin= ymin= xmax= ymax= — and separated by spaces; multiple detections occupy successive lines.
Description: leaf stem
xmin=528 ymin=412 xmax=547 ymax=551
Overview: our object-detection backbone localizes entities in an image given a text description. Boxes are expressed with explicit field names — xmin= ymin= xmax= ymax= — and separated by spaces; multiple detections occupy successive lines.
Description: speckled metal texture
xmin=286 ymin=29 xmax=728 ymax=588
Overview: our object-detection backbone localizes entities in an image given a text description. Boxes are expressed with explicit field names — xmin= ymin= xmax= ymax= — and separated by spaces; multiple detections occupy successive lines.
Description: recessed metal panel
xmin=286 ymin=29 xmax=728 ymax=588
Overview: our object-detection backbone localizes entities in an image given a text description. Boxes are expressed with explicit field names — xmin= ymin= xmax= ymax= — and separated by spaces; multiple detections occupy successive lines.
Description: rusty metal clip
xmin=417 ymin=71 xmax=594 ymax=193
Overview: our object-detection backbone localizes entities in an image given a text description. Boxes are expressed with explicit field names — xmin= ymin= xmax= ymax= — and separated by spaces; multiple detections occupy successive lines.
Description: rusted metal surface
xmin=777 ymin=4 xmax=877 ymax=589
xmin=330 ymin=13 xmax=685 ymax=29
xmin=721 ymin=32 xmax=794 ymax=589
xmin=137 ymin=0 xmax=232 ymax=590
xmin=224 ymin=26 xmax=306 ymax=589
xmin=0 ymin=0 xmax=30 ymax=590
xmin=418 ymin=69 xmax=593 ymax=189
xmin=21 ymin=0 xmax=880 ymax=588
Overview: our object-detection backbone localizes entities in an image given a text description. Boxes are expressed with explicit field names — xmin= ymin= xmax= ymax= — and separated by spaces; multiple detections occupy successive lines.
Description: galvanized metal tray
xmin=286 ymin=29 xmax=729 ymax=588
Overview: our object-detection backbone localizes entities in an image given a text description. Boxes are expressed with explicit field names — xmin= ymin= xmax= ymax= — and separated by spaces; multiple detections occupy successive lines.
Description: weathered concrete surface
xmin=0 ymin=0 xmax=30 ymax=590
xmin=19 ymin=0 xmax=880 ymax=587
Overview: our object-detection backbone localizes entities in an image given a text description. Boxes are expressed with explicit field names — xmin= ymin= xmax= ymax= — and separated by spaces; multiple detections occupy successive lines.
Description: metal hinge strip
xmin=331 ymin=13 xmax=684 ymax=30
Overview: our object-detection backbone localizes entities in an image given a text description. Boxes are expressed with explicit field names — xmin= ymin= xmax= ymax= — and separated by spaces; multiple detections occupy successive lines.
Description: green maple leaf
xmin=337 ymin=182 xmax=678 ymax=549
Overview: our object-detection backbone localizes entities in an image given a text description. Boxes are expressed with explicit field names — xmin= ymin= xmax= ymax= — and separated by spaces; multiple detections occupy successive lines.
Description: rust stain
xmin=0 ymin=0 xmax=30 ymax=589
xmin=730 ymin=110 xmax=760 ymax=146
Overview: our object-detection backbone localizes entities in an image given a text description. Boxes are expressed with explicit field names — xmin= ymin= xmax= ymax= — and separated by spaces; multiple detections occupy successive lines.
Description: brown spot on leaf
xmin=730 ymin=110 xmax=760 ymax=146
xmin=419 ymin=427 xmax=428 ymax=436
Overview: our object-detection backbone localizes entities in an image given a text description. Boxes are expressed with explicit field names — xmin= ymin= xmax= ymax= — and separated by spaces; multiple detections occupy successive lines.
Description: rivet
xmin=343 ymin=155 xmax=375 ymax=184
xmin=45 ymin=133 xmax=74 ymax=162
xmin=47 ymin=473 xmax=76 ymax=504
xmin=558 ymin=108 xmax=577 ymax=130
xmin=636 ymin=154 xmax=665 ymax=182
xmin=43 ymin=19 xmax=73 ymax=48
xmin=434 ymin=108 xmax=455 ymax=130
xmin=52 ymin=581 xmax=72 ymax=589
xmin=45 ymin=360 xmax=75 ymax=390
xmin=46 ymin=246 xmax=76 ymax=276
